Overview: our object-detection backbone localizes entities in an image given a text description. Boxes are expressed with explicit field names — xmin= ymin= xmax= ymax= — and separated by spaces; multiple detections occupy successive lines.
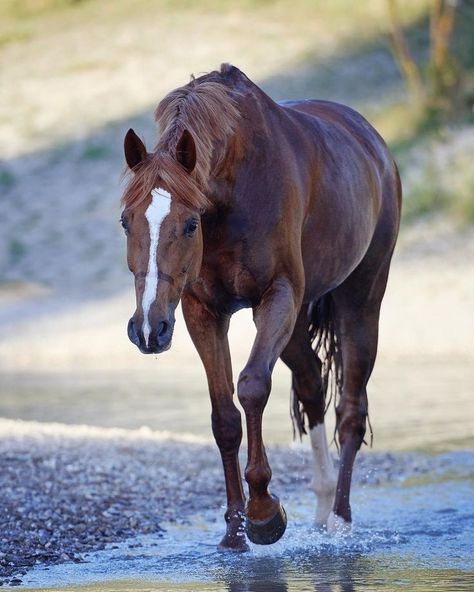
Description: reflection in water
xmin=225 ymin=555 xmax=291 ymax=591
xmin=222 ymin=553 xmax=361 ymax=591
xmin=214 ymin=549 xmax=388 ymax=592
xmin=201 ymin=551 xmax=472 ymax=592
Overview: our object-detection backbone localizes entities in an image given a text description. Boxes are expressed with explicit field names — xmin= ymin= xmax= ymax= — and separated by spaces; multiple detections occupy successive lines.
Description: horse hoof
xmin=218 ymin=538 xmax=250 ymax=553
xmin=218 ymin=529 xmax=249 ymax=553
xmin=326 ymin=511 xmax=352 ymax=535
xmin=246 ymin=501 xmax=287 ymax=545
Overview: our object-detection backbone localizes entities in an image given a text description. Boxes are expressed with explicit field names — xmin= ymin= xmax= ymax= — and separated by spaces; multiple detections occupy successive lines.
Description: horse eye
xmin=184 ymin=218 xmax=198 ymax=236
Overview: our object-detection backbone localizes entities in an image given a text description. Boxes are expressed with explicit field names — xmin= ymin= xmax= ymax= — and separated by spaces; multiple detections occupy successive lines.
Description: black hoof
xmin=246 ymin=500 xmax=287 ymax=545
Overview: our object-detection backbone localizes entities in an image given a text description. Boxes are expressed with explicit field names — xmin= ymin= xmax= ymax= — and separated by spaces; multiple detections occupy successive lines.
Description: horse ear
xmin=124 ymin=128 xmax=147 ymax=170
xmin=176 ymin=129 xmax=196 ymax=173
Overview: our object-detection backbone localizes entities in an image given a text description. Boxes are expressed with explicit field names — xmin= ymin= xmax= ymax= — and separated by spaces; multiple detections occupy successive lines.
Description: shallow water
xmin=1 ymin=358 xmax=473 ymax=590
xmin=1 ymin=359 xmax=473 ymax=451
xmin=19 ymin=452 xmax=474 ymax=592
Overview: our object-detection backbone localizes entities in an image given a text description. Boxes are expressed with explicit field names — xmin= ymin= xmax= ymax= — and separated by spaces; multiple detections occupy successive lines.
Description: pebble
xmin=0 ymin=426 xmax=441 ymax=584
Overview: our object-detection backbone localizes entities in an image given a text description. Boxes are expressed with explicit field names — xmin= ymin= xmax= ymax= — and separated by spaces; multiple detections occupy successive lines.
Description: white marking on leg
xmin=309 ymin=423 xmax=338 ymax=527
xmin=142 ymin=187 xmax=171 ymax=346
xmin=326 ymin=511 xmax=352 ymax=535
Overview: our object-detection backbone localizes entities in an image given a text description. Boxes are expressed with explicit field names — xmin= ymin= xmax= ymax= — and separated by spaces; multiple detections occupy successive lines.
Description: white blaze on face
xmin=142 ymin=187 xmax=172 ymax=346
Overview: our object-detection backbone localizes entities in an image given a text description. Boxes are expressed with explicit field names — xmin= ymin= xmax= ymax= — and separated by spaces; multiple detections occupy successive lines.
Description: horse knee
xmin=237 ymin=366 xmax=272 ymax=413
xmin=212 ymin=405 xmax=242 ymax=454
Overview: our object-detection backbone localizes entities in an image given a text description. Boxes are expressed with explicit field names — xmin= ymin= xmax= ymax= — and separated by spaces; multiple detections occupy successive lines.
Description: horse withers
xmin=120 ymin=64 xmax=401 ymax=550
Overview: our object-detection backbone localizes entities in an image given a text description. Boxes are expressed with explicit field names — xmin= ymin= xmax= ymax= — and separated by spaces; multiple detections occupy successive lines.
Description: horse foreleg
xmin=237 ymin=278 xmax=301 ymax=545
xmin=182 ymin=292 xmax=248 ymax=551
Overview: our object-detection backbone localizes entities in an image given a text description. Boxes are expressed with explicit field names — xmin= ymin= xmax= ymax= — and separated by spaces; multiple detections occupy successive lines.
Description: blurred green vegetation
xmin=0 ymin=168 xmax=16 ymax=189
xmin=403 ymin=148 xmax=474 ymax=223
xmin=1 ymin=0 xmax=473 ymax=224
xmin=8 ymin=238 xmax=27 ymax=263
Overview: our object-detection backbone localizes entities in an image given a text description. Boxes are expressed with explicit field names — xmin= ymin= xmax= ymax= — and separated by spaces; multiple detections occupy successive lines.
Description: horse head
xmin=121 ymin=128 xmax=204 ymax=354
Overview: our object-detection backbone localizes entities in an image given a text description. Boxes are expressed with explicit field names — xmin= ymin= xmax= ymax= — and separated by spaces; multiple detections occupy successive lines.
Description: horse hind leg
xmin=280 ymin=308 xmax=337 ymax=528
xmin=309 ymin=421 xmax=338 ymax=527
xmin=327 ymin=256 xmax=393 ymax=534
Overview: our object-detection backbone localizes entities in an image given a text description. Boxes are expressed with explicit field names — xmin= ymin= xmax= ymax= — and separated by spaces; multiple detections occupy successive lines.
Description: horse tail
xmin=291 ymin=292 xmax=343 ymax=441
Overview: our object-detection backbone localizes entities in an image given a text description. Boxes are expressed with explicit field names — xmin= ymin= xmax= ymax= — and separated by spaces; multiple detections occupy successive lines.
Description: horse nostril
xmin=158 ymin=321 xmax=168 ymax=337
xmin=127 ymin=318 xmax=140 ymax=346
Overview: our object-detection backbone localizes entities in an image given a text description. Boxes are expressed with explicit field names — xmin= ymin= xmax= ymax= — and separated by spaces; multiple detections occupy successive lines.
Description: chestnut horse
xmin=121 ymin=64 xmax=401 ymax=550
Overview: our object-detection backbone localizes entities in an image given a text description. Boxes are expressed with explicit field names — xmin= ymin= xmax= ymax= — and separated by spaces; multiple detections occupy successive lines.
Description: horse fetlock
xmin=312 ymin=473 xmax=337 ymax=498
xmin=244 ymin=463 xmax=272 ymax=492
xmin=219 ymin=506 xmax=248 ymax=551
xmin=312 ymin=473 xmax=337 ymax=527
xmin=224 ymin=506 xmax=246 ymax=524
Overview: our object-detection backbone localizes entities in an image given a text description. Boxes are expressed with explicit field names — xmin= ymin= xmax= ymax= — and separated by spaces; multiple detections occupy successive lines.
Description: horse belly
xmin=300 ymin=186 xmax=380 ymax=301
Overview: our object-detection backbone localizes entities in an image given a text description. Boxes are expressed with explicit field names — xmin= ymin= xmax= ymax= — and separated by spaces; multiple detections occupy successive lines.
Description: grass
xmin=81 ymin=144 xmax=110 ymax=161
xmin=372 ymin=97 xmax=474 ymax=226
xmin=0 ymin=0 xmax=430 ymax=50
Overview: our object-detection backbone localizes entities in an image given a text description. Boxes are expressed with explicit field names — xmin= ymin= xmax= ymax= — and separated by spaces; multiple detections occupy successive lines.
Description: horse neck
xmin=206 ymin=134 xmax=244 ymax=207
xmin=206 ymin=88 xmax=274 ymax=208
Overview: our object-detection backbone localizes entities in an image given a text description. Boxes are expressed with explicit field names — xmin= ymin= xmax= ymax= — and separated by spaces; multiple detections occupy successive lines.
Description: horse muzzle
xmin=127 ymin=316 xmax=174 ymax=354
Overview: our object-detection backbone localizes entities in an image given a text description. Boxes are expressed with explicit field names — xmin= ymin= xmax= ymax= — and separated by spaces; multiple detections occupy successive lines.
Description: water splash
xmin=20 ymin=458 xmax=474 ymax=591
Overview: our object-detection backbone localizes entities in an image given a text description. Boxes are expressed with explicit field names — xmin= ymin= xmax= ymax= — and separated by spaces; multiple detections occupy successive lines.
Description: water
xmin=1 ymin=359 xmax=473 ymax=451
xmin=1 ymin=342 xmax=473 ymax=590
xmin=19 ymin=452 xmax=474 ymax=591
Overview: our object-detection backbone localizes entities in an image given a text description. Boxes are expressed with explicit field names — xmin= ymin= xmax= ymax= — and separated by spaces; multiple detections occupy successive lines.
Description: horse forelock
xmin=122 ymin=65 xmax=243 ymax=212
xmin=121 ymin=153 xmax=210 ymax=212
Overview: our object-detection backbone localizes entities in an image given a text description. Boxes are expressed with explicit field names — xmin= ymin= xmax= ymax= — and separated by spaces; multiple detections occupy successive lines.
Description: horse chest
xmin=195 ymin=254 xmax=266 ymax=313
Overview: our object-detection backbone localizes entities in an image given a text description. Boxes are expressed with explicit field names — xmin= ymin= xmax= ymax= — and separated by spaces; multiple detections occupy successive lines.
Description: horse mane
xmin=121 ymin=64 xmax=241 ymax=211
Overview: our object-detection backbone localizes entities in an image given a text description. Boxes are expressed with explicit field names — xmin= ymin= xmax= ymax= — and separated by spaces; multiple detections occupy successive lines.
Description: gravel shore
xmin=0 ymin=418 xmax=452 ymax=587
